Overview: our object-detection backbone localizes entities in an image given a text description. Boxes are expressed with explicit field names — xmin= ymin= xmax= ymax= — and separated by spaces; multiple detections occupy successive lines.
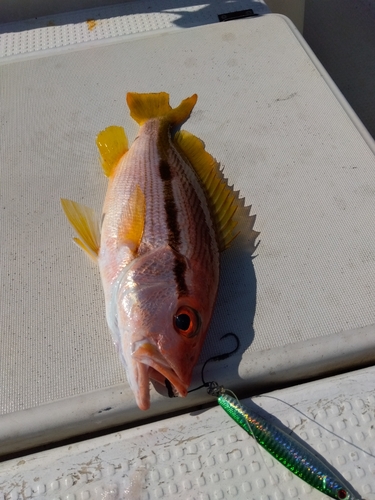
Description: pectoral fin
xmin=61 ymin=199 xmax=100 ymax=262
xmin=118 ymin=185 xmax=145 ymax=254
xmin=96 ymin=126 xmax=128 ymax=177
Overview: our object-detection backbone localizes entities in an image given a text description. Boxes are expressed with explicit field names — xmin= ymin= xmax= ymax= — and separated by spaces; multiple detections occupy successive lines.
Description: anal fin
xmin=61 ymin=199 xmax=100 ymax=261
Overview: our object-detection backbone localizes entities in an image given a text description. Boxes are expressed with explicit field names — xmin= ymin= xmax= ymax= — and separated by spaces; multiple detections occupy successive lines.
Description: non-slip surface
xmin=1 ymin=13 xmax=375 ymax=452
xmin=1 ymin=366 xmax=375 ymax=499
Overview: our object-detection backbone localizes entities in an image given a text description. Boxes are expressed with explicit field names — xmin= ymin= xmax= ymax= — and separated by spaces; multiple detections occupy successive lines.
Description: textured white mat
xmin=1 ymin=366 xmax=375 ymax=499
xmin=0 ymin=0 xmax=269 ymax=58
xmin=1 ymin=12 xmax=375 ymax=453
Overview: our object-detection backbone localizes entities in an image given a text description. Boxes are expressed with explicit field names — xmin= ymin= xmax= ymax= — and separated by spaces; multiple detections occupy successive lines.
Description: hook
xmin=187 ymin=332 xmax=240 ymax=394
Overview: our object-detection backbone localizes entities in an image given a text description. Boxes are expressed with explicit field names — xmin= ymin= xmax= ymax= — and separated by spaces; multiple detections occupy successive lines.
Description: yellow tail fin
xmin=126 ymin=92 xmax=197 ymax=126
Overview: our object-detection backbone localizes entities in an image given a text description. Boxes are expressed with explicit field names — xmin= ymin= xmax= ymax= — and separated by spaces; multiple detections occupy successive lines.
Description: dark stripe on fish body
xmin=158 ymin=158 xmax=188 ymax=295
xmin=159 ymin=159 xmax=172 ymax=181
xmin=173 ymin=253 xmax=188 ymax=295
xmin=159 ymin=160 xmax=180 ymax=250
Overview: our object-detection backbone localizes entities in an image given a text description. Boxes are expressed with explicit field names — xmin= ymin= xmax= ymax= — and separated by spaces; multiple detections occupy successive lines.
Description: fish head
xmin=131 ymin=294 xmax=205 ymax=404
xmin=115 ymin=247 xmax=217 ymax=410
xmin=118 ymin=284 xmax=211 ymax=411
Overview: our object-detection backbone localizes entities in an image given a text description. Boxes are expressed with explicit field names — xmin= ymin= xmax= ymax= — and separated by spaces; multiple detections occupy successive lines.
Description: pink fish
xmin=61 ymin=92 xmax=258 ymax=410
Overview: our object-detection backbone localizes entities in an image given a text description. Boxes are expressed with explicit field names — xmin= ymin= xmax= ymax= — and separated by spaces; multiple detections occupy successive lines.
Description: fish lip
xmin=132 ymin=339 xmax=189 ymax=398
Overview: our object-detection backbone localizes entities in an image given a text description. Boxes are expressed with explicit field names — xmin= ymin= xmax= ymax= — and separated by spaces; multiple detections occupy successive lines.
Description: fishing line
xmin=164 ymin=332 xmax=239 ymax=397
xmin=185 ymin=334 xmax=362 ymax=500
xmin=184 ymin=333 xmax=286 ymax=496
xmin=260 ymin=394 xmax=375 ymax=459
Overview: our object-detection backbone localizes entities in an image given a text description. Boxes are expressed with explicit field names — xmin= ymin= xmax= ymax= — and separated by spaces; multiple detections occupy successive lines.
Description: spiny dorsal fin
xmin=174 ymin=130 xmax=258 ymax=251
xmin=118 ymin=184 xmax=145 ymax=254
xmin=96 ymin=126 xmax=128 ymax=177
xmin=61 ymin=199 xmax=100 ymax=261
xmin=126 ymin=92 xmax=197 ymax=126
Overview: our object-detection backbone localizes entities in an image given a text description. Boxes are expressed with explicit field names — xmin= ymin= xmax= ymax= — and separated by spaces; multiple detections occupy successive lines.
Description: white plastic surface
xmin=1 ymin=366 xmax=375 ymax=499
xmin=1 ymin=13 xmax=375 ymax=454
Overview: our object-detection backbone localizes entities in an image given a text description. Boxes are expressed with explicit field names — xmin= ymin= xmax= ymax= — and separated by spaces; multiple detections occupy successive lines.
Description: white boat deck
xmin=1 ymin=2 xmax=375 ymax=498
xmin=2 ymin=367 xmax=375 ymax=499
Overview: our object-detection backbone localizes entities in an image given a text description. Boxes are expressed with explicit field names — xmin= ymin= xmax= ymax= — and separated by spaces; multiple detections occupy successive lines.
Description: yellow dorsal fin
xmin=118 ymin=184 xmax=145 ymax=254
xmin=96 ymin=126 xmax=128 ymax=177
xmin=175 ymin=130 xmax=253 ymax=251
xmin=126 ymin=92 xmax=198 ymax=126
xmin=61 ymin=199 xmax=100 ymax=262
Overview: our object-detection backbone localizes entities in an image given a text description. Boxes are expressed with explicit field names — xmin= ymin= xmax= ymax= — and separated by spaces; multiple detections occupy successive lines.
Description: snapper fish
xmin=61 ymin=92 xmax=258 ymax=410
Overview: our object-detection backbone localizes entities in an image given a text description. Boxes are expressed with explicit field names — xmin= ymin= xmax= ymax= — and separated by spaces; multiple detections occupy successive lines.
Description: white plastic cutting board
xmin=1 ymin=11 xmax=375 ymax=454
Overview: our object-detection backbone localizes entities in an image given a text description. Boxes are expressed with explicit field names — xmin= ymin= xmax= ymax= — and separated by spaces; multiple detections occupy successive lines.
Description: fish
xmin=207 ymin=384 xmax=362 ymax=500
xmin=61 ymin=92 xmax=259 ymax=410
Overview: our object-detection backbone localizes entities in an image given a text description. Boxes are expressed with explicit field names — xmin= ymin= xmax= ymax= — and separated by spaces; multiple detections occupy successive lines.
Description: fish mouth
xmin=132 ymin=340 xmax=188 ymax=410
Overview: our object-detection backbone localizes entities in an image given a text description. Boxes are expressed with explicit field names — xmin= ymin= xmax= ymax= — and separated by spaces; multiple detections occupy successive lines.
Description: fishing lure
xmin=207 ymin=382 xmax=362 ymax=500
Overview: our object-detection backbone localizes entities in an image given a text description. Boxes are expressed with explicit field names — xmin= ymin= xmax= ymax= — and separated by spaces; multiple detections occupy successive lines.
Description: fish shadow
xmin=194 ymin=204 xmax=259 ymax=385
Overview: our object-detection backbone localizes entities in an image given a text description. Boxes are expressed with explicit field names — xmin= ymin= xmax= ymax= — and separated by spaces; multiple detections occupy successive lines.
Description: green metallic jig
xmin=207 ymin=383 xmax=362 ymax=500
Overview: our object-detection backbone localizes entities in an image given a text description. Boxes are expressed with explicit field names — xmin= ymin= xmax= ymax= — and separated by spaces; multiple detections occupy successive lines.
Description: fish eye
xmin=173 ymin=306 xmax=200 ymax=338
xmin=337 ymin=489 xmax=348 ymax=500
